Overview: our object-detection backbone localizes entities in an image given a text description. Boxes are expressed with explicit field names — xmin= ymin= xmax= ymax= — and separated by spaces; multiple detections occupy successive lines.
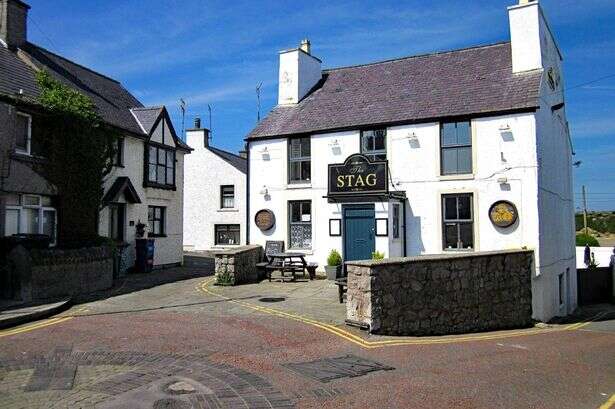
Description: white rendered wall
xmin=183 ymin=132 xmax=246 ymax=251
xmin=248 ymin=113 xmax=541 ymax=280
xmin=99 ymin=135 xmax=186 ymax=267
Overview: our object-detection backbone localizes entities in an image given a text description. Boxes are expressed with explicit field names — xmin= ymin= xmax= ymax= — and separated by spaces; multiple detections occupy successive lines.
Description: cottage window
xmin=215 ymin=224 xmax=240 ymax=245
xmin=15 ymin=112 xmax=32 ymax=155
xmin=220 ymin=185 xmax=235 ymax=209
xmin=440 ymin=121 xmax=472 ymax=175
xmin=442 ymin=193 xmax=473 ymax=250
xmin=288 ymin=137 xmax=311 ymax=183
xmin=146 ymin=144 xmax=175 ymax=188
xmin=4 ymin=194 xmax=56 ymax=245
xmin=361 ymin=129 xmax=386 ymax=161
xmin=113 ymin=138 xmax=124 ymax=167
xmin=392 ymin=203 xmax=400 ymax=239
xmin=289 ymin=200 xmax=312 ymax=249
xmin=148 ymin=206 xmax=166 ymax=236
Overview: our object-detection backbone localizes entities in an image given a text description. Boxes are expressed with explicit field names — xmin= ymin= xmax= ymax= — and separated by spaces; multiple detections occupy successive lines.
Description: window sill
xmin=286 ymin=182 xmax=312 ymax=189
xmin=113 ymin=164 xmax=125 ymax=168
xmin=148 ymin=234 xmax=167 ymax=238
xmin=438 ymin=173 xmax=474 ymax=181
xmin=443 ymin=248 xmax=474 ymax=252
xmin=217 ymin=208 xmax=239 ymax=213
xmin=144 ymin=182 xmax=177 ymax=191
xmin=287 ymin=249 xmax=313 ymax=255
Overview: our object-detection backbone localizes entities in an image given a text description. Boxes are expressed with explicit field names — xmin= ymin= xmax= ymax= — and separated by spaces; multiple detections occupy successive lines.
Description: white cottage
xmin=183 ymin=120 xmax=247 ymax=251
xmin=246 ymin=0 xmax=575 ymax=321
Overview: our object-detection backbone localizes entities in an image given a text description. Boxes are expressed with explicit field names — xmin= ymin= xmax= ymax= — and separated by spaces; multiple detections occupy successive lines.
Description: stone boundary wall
xmin=213 ymin=245 xmax=263 ymax=285
xmin=8 ymin=245 xmax=113 ymax=302
xmin=346 ymin=249 xmax=534 ymax=336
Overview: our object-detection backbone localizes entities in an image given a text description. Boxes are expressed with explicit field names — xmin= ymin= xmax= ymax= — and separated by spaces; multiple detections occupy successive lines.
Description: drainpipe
xmin=245 ymin=141 xmax=250 ymax=245
xmin=402 ymin=199 xmax=407 ymax=257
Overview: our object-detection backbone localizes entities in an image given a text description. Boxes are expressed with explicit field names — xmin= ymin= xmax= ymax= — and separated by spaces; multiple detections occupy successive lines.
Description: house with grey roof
xmin=246 ymin=0 xmax=575 ymax=322
xmin=183 ymin=119 xmax=247 ymax=251
xmin=0 ymin=0 xmax=190 ymax=271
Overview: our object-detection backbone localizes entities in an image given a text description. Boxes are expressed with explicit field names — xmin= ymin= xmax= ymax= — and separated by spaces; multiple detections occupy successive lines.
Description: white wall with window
xmin=183 ymin=127 xmax=246 ymax=251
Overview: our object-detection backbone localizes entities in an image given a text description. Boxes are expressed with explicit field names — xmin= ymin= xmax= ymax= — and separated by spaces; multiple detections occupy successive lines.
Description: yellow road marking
xmin=197 ymin=278 xmax=604 ymax=348
xmin=599 ymin=394 xmax=615 ymax=409
xmin=0 ymin=316 xmax=73 ymax=338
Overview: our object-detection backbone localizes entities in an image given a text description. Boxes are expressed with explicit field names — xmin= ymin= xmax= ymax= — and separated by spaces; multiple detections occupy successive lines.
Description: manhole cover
xmin=259 ymin=297 xmax=286 ymax=303
xmin=166 ymin=381 xmax=196 ymax=395
xmin=283 ymin=354 xmax=394 ymax=383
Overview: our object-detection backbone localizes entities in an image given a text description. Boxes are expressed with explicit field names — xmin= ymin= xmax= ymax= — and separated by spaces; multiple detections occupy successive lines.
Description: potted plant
xmin=325 ymin=249 xmax=342 ymax=280
xmin=372 ymin=251 xmax=385 ymax=260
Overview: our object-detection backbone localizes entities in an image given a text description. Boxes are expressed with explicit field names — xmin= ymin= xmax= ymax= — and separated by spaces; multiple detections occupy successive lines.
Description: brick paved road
xmin=0 ymin=267 xmax=614 ymax=408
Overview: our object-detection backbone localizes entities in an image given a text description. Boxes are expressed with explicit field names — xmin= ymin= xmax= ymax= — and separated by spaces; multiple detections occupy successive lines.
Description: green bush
xmin=372 ymin=251 xmax=385 ymax=260
xmin=576 ymin=233 xmax=599 ymax=247
xmin=327 ymin=249 xmax=342 ymax=266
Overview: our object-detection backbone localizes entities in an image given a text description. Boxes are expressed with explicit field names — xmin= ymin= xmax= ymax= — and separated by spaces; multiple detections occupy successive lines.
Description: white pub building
xmin=246 ymin=0 xmax=575 ymax=321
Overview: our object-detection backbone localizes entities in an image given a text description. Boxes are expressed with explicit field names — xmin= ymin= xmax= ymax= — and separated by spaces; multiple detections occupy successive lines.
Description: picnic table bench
xmin=256 ymin=241 xmax=317 ymax=282
xmin=335 ymin=277 xmax=347 ymax=303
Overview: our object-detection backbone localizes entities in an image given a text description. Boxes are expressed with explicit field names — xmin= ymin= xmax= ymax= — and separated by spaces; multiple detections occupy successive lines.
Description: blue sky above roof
xmin=25 ymin=0 xmax=615 ymax=210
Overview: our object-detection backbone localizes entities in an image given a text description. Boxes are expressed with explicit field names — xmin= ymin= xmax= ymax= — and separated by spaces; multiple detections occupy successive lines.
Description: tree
xmin=35 ymin=71 xmax=120 ymax=246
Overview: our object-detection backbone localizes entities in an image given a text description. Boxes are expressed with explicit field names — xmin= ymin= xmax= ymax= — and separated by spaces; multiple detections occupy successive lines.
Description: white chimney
xmin=186 ymin=117 xmax=210 ymax=149
xmin=278 ymin=39 xmax=322 ymax=105
xmin=508 ymin=0 xmax=561 ymax=74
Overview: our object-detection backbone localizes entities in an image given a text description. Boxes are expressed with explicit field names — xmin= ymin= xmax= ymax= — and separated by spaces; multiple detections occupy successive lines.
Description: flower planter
xmin=325 ymin=265 xmax=340 ymax=280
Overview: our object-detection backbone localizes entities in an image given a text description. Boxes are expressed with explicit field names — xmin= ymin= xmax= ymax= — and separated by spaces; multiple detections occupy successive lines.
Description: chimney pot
xmin=300 ymin=38 xmax=311 ymax=54
xmin=194 ymin=117 xmax=201 ymax=129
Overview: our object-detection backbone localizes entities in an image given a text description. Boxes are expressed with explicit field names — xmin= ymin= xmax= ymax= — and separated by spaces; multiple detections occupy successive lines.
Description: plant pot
xmin=325 ymin=265 xmax=340 ymax=280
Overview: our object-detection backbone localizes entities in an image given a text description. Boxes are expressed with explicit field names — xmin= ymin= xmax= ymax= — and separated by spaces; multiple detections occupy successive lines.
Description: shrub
xmin=372 ymin=251 xmax=385 ymax=260
xmin=576 ymin=233 xmax=599 ymax=247
xmin=327 ymin=249 xmax=342 ymax=266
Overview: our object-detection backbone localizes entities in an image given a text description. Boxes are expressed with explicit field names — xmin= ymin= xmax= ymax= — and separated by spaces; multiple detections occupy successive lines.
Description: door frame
xmin=342 ymin=203 xmax=376 ymax=265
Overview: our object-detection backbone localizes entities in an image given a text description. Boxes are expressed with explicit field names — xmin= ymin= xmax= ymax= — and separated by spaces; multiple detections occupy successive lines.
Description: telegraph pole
xmin=582 ymin=185 xmax=588 ymax=236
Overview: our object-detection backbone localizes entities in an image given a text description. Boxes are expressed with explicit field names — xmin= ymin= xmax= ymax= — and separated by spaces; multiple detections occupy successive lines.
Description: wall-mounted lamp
xmin=259 ymin=185 xmax=268 ymax=195
xmin=329 ymin=139 xmax=342 ymax=155
xmin=406 ymin=131 xmax=420 ymax=148
xmin=497 ymin=176 xmax=508 ymax=184
xmin=260 ymin=146 xmax=270 ymax=160
xmin=499 ymin=123 xmax=511 ymax=132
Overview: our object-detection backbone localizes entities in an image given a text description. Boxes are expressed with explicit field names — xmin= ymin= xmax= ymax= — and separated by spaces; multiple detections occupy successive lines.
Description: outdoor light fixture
xmin=497 ymin=176 xmax=508 ymax=184
xmin=499 ymin=123 xmax=511 ymax=132
xmin=260 ymin=146 xmax=270 ymax=160
xmin=259 ymin=185 xmax=268 ymax=195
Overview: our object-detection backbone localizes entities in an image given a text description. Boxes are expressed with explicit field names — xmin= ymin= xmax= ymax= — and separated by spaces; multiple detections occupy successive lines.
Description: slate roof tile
xmin=247 ymin=42 xmax=542 ymax=140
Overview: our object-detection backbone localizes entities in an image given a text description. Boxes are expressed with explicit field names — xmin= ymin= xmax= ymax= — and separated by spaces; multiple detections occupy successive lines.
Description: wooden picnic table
xmin=257 ymin=252 xmax=318 ymax=282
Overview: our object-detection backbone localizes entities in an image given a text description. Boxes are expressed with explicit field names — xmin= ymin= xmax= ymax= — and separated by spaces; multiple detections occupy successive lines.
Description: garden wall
xmin=346 ymin=249 xmax=534 ymax=336
xmin=213 ymin=245 xmax=263 ymax=285
xmin=7 ymin=245 xmax=113 ymax=301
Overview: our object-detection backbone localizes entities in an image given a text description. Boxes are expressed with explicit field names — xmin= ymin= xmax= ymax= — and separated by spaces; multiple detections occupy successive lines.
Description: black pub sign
xmin=328 ymin=154 xmax=388 ymax=196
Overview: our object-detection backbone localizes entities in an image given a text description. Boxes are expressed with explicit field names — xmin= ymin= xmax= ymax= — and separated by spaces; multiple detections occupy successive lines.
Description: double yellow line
xmin=0 ymin=306 xmax=90 ymax=339
xmin=197 ymin=278 xmax=602 ymax=349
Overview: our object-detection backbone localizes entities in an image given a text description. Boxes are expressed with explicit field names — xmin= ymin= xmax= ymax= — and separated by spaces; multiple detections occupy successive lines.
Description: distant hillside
xmin=575 ymin=211 xmax=615 ymax=234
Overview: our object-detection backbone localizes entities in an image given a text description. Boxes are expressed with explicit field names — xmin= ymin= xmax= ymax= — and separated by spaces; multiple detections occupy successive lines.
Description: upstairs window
xmin=440 ymin=121 xmax=472 ymax=175
xmin=220 ymin=185 xmax=235 ymax=209
xmin=147 ymin=144 xmax=175 ymax=188
xmin=15 ymin=112 xmax=31 ymax=155
xmin=288 ymin=137 xmax=311 ymax=183
xmin=113 ymin=138 xmax=124 ymax=167
xmin=361 ymin=129 xmax=386 ymax=161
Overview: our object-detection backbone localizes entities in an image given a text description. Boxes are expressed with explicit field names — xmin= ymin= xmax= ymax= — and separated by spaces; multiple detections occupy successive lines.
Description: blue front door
xmin=343 ymin=205 xmax=375 ymax=262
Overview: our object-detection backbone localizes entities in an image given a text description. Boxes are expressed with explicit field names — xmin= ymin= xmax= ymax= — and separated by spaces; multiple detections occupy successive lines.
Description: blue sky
xmin=26 ymin=0 xmax=615 ymax=211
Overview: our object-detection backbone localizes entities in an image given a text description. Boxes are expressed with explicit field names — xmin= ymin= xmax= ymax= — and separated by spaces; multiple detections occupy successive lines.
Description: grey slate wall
xmin=346 ymin=250 xmax=534 ymax=336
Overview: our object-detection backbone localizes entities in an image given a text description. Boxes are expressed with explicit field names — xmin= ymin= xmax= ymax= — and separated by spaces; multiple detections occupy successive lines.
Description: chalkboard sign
xmin=264 ymin=241 xmax=284 ymax=257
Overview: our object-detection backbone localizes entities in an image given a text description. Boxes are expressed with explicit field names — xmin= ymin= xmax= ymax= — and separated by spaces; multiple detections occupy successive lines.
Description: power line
xmin=28 ymin=15 xmax=61 ymax=54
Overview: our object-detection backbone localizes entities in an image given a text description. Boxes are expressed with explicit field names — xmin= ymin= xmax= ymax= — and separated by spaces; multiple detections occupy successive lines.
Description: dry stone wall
xmin=214 ymin=245 xmax=263 ymax=285
xmin=346 ymin=250 xmax=534 ymax=336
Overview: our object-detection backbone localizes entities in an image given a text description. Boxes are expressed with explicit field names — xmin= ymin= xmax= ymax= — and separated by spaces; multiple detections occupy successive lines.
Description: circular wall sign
xmin=254 ymin=209 xmax=275 ymax=231
xmin=489 ymin=201 xmax=518 ymax=228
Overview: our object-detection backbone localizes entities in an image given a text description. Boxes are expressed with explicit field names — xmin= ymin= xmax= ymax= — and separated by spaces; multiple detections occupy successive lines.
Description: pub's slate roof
xmin=247 ymin=42 xmax=542 ymax=140
xmin=208 ymin=146 xmax=247 ymax=174
xmin=1 ymin=42 xmax=153 ymax=136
